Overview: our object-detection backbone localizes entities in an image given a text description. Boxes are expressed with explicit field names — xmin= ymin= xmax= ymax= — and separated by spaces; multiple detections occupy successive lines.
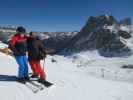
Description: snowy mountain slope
xmin=120 ymin=25 xmax=132 ymax=33
xmin=67 ymin=48 xmax=133 ymax=82
xmin=0 ymin=53 xmax=133 ymax=100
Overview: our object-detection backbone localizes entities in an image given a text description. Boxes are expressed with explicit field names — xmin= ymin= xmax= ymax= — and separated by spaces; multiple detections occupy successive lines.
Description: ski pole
xmin=43 ymin=58 xmax=45 ymax=71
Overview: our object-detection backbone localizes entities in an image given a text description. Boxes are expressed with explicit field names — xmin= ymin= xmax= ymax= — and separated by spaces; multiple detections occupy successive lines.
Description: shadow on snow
xmin=0 ymin=75 xmax=17 ymax=82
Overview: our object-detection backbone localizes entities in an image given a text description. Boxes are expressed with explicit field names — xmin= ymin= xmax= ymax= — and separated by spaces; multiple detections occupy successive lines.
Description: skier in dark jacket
xmin=27 ymin=32 xmax=47 ymax=83
xmin=9 ymin=26 xmax=29 ymax=83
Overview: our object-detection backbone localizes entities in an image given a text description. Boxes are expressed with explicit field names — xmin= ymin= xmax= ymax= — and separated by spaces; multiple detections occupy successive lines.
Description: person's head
xmin=29 ymin=32 xmax=37 ymax=38
xmin=16 ymin=26 xmax=26 ymax=37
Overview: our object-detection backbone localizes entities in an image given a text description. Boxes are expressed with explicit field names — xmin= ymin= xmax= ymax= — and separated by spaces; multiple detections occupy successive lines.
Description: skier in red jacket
xmin=9 ymin=26 xmax=29 ymax=83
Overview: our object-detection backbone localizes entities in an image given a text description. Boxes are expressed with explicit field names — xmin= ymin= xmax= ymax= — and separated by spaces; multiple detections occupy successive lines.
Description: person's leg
xmin=29 ymin=60 xmax=38 ymax=76
xmin=22 ymin=56 xmax=29 ymax=78
xmin=36 ymin=60 xmax=46 ymax=80
xmin=15 ymin=56 xmax=25 ymax=78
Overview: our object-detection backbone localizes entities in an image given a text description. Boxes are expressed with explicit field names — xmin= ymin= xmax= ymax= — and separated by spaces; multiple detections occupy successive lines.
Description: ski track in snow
xmin=0 ymin=53 xmax=133 ymax=100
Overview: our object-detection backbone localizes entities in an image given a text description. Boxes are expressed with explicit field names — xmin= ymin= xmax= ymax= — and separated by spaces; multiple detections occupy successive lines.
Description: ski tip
xmin=45 ymin=83 xmax=54 ymax=88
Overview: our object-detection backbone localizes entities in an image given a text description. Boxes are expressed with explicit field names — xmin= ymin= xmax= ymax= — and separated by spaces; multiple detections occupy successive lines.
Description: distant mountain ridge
xmin=66 ymin=15 xmax=132 ymax=57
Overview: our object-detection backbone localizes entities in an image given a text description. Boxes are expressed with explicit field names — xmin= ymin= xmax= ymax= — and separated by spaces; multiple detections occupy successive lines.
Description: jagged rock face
xmin=67 ymin=15 xmax=119 ymax=50
xmin=118 ymin=30 xmax=132 ymax=39
xmin=68 ymin=29 xmax=112 ymax=51
xmin=79 ymin=15 xmax=118 ymax=34
xmin=120 ymin=18 xmax=132 ymax=26
xmin=67 ymin=15 xmax=132 ymax=57
xmin=98 ymin=36 xmax=131 ymax=57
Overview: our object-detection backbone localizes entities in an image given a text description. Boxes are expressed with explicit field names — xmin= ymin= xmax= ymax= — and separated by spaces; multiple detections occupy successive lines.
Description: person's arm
xmin=8 ymin=36 xmax=19 ymax=54
xmin=38 ymin=40 xmax=47 ymax=57
xmin=44 ymin=48 xmax=55 ymax=55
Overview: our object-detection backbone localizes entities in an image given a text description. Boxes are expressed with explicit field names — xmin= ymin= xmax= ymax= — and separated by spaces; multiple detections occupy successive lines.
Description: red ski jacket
xmin=9 ymin=34 xmax=28 ymax=56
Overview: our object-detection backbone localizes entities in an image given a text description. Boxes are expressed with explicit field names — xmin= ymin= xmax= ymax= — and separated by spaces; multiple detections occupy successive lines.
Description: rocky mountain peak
xmin=66 ymin=15 xmax=132 ymax=57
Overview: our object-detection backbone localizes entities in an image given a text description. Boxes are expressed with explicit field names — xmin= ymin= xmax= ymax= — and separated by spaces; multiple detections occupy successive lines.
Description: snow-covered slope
xmin=68 ymin=50 xmax=133 ymax=81
xmin=0 ymin=53 xmax=133 ymax=100
xmin=0 ymin=42 xmax=8 ymax=49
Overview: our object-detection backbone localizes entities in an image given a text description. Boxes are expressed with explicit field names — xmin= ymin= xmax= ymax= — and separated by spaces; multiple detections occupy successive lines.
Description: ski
xmin=0 ymin=75 xmax=44 ymax=93
xmin=38 ymin=80 xmax=53 ymax=88
xmin=17 ymin=80 xmax=43 ymax=93
xmin=24 ymin=80 xmax=53 ymax=93
xmin=29 ymin=75 xmax=53 ymax=88
xmin=27 ymin=80 xmax=44 ymax=90
xmin=24 ymin=82 xmax=40 ymax=93
xmin=30 ymin=78 xmax=53 ymax=88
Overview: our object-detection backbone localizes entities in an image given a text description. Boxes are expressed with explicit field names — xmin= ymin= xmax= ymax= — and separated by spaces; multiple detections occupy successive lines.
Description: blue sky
xmin=0 ymin=0 xmax=132 ymax=32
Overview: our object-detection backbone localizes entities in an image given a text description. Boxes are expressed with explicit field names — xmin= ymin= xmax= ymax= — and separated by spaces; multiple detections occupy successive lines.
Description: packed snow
xmin=0 ymin=42 xmax=8 ymax=49
xmin=120 ymin=25 xmax=132 ymax=33
xmin=0 ymin=52 xmax=133 ymax=100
